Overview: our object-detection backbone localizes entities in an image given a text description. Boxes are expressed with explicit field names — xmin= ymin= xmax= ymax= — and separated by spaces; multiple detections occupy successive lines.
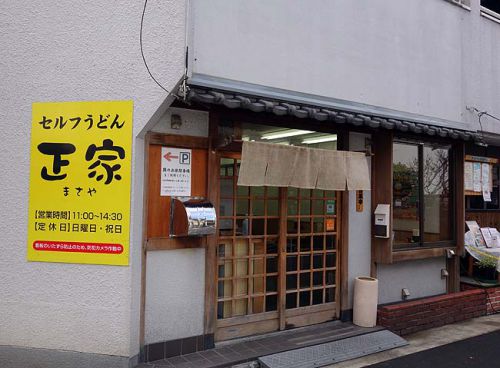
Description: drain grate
xmin=258 ymin=330 xmax=407 ymax=368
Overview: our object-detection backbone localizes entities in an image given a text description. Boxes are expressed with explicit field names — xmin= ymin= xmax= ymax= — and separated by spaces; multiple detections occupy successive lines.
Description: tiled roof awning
xmin=184 ymin=74 xmax=482 ymax=142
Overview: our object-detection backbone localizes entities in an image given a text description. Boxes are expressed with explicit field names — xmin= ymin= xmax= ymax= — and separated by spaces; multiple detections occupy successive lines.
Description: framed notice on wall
xmin=465 ymin=155 xmax=497 ymax=197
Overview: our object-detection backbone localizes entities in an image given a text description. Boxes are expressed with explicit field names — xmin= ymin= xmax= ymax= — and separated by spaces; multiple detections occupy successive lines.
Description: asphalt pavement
xmin=328 ymin=314 xmax=500 ymax=368
xmin=366 ymin=329 xmax=500 ymax=368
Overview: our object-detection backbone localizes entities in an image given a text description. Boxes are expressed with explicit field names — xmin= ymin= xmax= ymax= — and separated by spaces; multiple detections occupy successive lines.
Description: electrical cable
xmin=140 ymin=0 xmax=172 ymax=94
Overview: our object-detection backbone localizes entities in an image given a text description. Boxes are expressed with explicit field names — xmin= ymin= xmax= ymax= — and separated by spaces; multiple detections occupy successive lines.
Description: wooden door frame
xmin=203 ymin=112 xmax=349 ymax=340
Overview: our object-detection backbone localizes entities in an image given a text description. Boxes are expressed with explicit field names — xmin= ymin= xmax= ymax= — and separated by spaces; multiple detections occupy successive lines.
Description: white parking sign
xmin=160 ymin=147 xmax=192 ymax=196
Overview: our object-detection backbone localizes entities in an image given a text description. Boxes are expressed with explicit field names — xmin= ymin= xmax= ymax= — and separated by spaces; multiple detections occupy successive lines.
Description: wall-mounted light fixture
xmin=441 ymin=269 xmax=449 ymax=279
xmin=446 ymin=249 xmax=456 ymax=259
xmin=261 ymin=129 xmax=313 ymax=140
xmin=301 ymin=135 xmax=338 ymax=144
xmin=171 ymin=114 xmax=182 ymax=130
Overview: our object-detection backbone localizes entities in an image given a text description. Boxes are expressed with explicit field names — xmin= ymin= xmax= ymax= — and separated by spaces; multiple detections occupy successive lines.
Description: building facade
xmin=1 ymin=1 xmax=499 ymax=367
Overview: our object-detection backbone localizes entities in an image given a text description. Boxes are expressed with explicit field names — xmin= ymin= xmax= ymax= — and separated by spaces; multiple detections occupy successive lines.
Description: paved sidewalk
xmin=326 ymin=313 xmax=500 ymax=368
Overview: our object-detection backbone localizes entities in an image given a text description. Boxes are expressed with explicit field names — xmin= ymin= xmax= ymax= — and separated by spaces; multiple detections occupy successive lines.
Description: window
xmin=392 ymin=141 xmax=453 ymax=248
xmin=466 ymin=164 xmax=500 ymax=210
xmin=481 ymin=0 xmax=500 ymax=20
xmin=446 ymin=0 xmax=471 ymax=8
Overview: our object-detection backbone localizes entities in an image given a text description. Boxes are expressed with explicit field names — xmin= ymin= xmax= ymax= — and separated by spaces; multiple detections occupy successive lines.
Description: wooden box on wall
xmin=145 ymin=133 xmax=209 ymax=249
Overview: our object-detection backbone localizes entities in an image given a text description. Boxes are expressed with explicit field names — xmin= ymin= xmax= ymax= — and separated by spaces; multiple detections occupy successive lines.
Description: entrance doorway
xmin=215 ymin=154 xmax=340 ymax=341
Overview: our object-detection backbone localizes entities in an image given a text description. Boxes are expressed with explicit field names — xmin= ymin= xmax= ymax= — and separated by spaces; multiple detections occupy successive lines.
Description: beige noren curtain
xmin=237 ymin=141 xmax=370 ymax=191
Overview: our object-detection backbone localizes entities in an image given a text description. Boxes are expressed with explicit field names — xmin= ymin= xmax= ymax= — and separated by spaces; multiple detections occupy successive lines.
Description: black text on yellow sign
xmin=28 ymin=101 xmax=133 ymax=265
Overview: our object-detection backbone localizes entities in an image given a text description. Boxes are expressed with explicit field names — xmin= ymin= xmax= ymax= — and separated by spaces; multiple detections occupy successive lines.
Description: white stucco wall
xmin=145 ymin=249 xmax=206 ymax=344
xmin=0 ymin=0 xmax=186 ymax=358
xmin=191 ymin=0 xmax=500 ymax=135
xmin=144 ymin=107 xmax=208 ymax=344
xmin=347 ymin=133 xmax=372 ymax=310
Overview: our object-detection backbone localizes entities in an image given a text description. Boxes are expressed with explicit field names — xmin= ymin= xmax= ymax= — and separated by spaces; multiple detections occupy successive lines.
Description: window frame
xmin=481 ymin=1 xmax=500 ymax=23
xmin=444 ymin=0 xmax=471 ymax=11
xmin=392 ymin=139 xmax=456 ymax=251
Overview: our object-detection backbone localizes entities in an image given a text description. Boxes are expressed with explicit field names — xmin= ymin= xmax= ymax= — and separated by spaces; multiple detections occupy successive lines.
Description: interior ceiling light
xmin=261 ymin=129 xmax=314 ymax=140
xmin=302 ymin=135 xmax=338 ymax=144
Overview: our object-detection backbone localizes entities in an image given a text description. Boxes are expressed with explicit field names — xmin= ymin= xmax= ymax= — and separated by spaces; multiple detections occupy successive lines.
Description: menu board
xmin=464 ymin=156 xmax=497 ymax=196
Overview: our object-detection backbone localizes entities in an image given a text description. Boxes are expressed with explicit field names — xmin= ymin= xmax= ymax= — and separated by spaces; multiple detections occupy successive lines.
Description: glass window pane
xmin=286 ymin=255 xmax=298 ymax=271
xmin=286 ymin=237 xmax=298 ymax=253
xmin=251 ymin=187 xmax=265 ymax=197
xmin=325 ymin=288 xmax=335 ymax=303
xmin=267 ymin=239 xmax=279 ymax=254
xmin=300 ymin=200 xmax=311 ymax=215
xmin=300 ymin=189 xmax=311 ymax=198
xmin=234 ymin=240 xmax=248 ymax=257
xmin=300 ymin=272 xmax=311 ymax=288
xmin=252 ymin=258 xmax=264 ymax=275
xmin=252 ymin=240 xmax=265 ymax=255
xmin=313 ymin=289 xmax=323 ymax=305
xmin=300 ymin=236 xmax=311 ymax=252
xmin=217 ymin=301 xmax=232 ymax=319
xmin=267 ymin=218 xmax=279 ymax=235
xmin=252 ymin=296 xmax=264 ymax=314
xmin=313 ymin=218 xmax=324 ymax=233
xmin=252 ymin=277 xmax=265 ymax=294
xmin=286 ymin=274 xmax=297 ymax=290
xmin=234 ymin=299 xmax=247 ymax=316
xmin=326 ymin=235 xmax=336 ymax=249
xmin=326 ymin=270 xmax=336 ymax=286
xmin=267 ymin=200 xmax=279 ymax=216
xmin=218 ymin=280 xmax=232 ymax=298
xmin=326 ymin=252 xmax=336 ymax=268
xmin=266 ymin=295 xmax=278 ymax=311
xmin=266 ymin=257 xmax=278 ymax=273
xmin=267 ymin=187 xmax=279 ymax=198
xmin=286 ymin=293 xmax=297 ymax=309
xmin=220 ymin=158 xmax=234 ymax=177
xmin=237 ymin=185 xmax=249 ymax=197
xmin=300 ymin=255 xmax=311 ymax=270
xmin=313 ymin=254 xmax=323 ymax=269
xmin=393 ymin=142 xmax=420 ymax=245
xmin=236 ymin=219 xmax=249 ymax=235
xmin=220 ymin=199 xmax=233 ymax=217
xmin=235 ymin=279 xmax=248 ymax=296
xmin=313 ymin=235 xmax=324 ymax=251
xmin=218 ymin=262 xmax=232 ymax=278
xmin=251 ymin=219 xmax=265 ymax=235
xmin=266 ymin=276 xmax=278 ymax=292
xmin=312 ymin=200 xmax=324 ymax=215
xmin=252 ymin=200 xmax=265 ymax=216
xmin=287 ymin=218 xmax=299 ymax=234
xmin=312 ymin=189 xmax=324 ymax=198
xmin=300 ymin=218 xmax=311 ymax=233
xmin=299 ymin=291 xmax=311 ymax=307
xmin=288 ymin=199 xmax=298 ymax=216
xmin=236 ymin=260 xmax=248 ymax=276
xmin=423 ymin=145 xmax=451 ymax=242
xmin=220 ymin=178 xmax=234 ymax=198
xmin=218 ymin=243 xmax=232 ymax=258
xmin=236 ymin=199 xmax=249 ymax=216
xmin=313 ymin=271 xmax=323 ymax=286
xmin=219 ymin=219 xmax=234 ymax=236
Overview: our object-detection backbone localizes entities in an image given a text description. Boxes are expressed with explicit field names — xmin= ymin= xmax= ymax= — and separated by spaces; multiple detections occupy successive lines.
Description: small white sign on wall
xmin=160 ymin=147 xmax=192 ymax=197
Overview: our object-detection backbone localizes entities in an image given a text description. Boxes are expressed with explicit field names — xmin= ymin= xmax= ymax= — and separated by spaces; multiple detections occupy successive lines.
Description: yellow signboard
xmin=28 ymin=101 xmax=133 ymax=265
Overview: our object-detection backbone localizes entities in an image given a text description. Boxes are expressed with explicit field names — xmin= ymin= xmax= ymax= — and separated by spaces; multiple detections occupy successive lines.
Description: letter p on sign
xmin=180 ymin=152 xmax=191 ymax=165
